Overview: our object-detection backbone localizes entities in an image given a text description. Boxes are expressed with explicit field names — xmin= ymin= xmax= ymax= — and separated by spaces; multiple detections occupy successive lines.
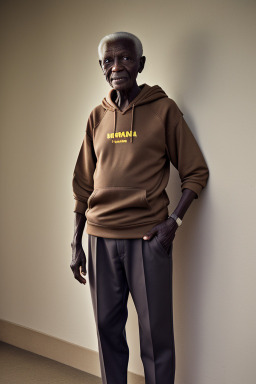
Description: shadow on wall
xmin=165 ymin=29 xmax=212 ymax=383
xmin=167 ymin=167 xmax=211 ymax=383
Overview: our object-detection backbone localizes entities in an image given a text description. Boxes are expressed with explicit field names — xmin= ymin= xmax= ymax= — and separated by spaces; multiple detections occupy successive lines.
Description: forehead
xmin=101 ymin=38 xmax=137 ymax=57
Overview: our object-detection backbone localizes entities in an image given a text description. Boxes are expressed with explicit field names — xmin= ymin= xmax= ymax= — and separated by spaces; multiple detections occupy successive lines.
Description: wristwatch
xmin=169 ymin=213 xmax=182 ymax=227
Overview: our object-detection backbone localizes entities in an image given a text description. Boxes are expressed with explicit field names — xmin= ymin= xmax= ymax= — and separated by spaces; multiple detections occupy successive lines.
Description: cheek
xmin=129 ymin=65 xmax=140 ymax=78
xmin=105 ymin=68 xmax=112 ymax=79
xmin=130 ymin=70 xmax=139 ymax=80
xmin=102 ymin=69 xmax=111 ymax=82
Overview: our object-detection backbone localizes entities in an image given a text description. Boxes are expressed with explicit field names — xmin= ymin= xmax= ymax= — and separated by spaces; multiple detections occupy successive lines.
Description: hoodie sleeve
xmin=72 ymin=112 xmax=97 ymax=214
xmin=165 ymin=101 xmax=209 ymax=197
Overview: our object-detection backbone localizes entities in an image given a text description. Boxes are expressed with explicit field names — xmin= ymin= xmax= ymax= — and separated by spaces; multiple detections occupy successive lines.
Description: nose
xmin=112 ymin=57 xmax=123 ymax=72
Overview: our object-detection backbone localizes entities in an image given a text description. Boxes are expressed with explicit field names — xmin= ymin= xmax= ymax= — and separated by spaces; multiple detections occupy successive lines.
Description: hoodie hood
xmin=101 ymin=84 xmax=168 ymax=142
xmin=102 ymin=83 xmax=168 ymax=111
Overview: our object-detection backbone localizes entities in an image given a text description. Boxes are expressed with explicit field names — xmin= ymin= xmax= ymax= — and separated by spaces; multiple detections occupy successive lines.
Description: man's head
xmin=98 ymin=32 xmax=146 ymax=92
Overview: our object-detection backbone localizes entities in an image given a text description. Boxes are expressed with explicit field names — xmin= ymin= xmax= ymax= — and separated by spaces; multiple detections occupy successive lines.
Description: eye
xmin=103 ymin=58 xmax=111 ymax=65
xmin=123 ymin=56 xmax=129 ymax=61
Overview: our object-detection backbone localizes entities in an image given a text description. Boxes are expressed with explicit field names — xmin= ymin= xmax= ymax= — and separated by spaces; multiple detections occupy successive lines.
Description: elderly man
xmin=71 ymin=31 xmax=209 ymax=384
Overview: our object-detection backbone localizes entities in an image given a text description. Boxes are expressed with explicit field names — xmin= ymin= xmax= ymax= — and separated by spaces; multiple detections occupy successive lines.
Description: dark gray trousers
xmin=88 ymin=234 xmax=175 ymax=384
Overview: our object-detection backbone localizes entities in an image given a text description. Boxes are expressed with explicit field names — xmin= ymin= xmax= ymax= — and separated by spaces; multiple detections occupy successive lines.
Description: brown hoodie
xmin=72 ymin=84 xmax=209 ymax=238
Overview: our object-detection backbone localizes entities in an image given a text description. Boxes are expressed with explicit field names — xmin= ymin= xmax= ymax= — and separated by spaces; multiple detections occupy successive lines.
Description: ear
xmin=138 ymin=56 xmax=146 ymax=73
xmin=99 ymin=60 xmax=103 ymax=71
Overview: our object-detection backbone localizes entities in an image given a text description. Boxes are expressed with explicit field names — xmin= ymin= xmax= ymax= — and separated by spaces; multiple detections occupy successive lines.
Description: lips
xmin=112 ymin=77 xmax=127 ymax=82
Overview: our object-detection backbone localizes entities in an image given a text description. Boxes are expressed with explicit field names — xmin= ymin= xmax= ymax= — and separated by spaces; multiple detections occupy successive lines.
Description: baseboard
xmin=0 ymin=319 xmax=144 ymax=383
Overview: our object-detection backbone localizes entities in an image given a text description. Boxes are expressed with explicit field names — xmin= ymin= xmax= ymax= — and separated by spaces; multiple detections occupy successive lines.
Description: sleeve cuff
xmin=73 ymin=200 xmax=88 ymax=215
xmin=181 ymin=182 xmax=204 ymax=198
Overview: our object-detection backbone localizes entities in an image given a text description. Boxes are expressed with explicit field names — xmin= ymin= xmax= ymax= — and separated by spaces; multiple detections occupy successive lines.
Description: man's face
xmin=99 ymin=38 xmax=145 ymax=91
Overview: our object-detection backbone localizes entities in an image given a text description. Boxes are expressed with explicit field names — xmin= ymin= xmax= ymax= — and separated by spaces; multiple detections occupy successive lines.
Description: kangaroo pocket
xmin=86 ymin=187 xmax=152 ymax=227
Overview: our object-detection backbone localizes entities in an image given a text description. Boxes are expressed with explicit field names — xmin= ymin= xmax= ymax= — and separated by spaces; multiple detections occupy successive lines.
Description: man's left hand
xmin=143 ymin=217 xmax=178 ymax=254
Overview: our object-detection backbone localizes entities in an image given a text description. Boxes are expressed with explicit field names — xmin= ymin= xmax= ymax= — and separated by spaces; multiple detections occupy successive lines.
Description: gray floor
xmin=0 ymin=341 xmax=102 ymax=384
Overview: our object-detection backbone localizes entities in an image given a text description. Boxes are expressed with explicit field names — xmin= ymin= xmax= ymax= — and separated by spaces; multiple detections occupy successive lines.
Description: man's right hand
xmin=70 ymin=212 xmax=87 ymax=284
xmin=70 ymin=243 xmax=87 ymax=285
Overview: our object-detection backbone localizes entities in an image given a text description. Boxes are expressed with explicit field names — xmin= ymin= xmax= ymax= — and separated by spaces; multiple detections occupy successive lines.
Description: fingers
xmin=143 ymin=229 xmax=157 ymax=240
xmin=70 ymin=264 xmax=87 ymax=285
xmin=70 ymin=248 xmax=87 ymax=285
xmin=75 ymin=273 xmax=87 ymax=285
xmin=81 ymin=258 xmax=87 ymax=276
xmin=73 ymin=266 xmax=86 ymax=285
xmin=143 ymin=225 xmax=159 ymax=240
xmin=80 ymin=265 xmax=87 ymax=276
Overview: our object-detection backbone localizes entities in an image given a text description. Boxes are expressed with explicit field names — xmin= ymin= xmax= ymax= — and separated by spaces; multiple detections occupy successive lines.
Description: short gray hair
xmin=98 ymin=31 xmax=143 ymax=60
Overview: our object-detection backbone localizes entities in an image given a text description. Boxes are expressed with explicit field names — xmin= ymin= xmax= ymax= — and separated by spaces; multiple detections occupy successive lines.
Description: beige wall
xmin=0 ymin=0 xmax=256 ymax=382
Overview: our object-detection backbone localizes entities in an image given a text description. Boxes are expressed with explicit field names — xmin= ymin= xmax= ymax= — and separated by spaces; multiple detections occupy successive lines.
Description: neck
xmin=115 ymin=83 xmax=141 ymax=110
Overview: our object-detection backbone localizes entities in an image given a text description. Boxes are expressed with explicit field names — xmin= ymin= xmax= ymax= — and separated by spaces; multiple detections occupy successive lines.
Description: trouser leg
xmin=123 ymin=237 xmax=175 ymax=384
xmin=88 ymin=235 xmax=130 ymax=384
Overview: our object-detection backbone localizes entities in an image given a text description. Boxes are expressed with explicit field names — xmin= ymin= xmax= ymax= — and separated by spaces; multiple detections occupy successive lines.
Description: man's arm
xmin=71 ymin=112 xmax=97 ymax=284
xmin=144 ymin=102 xmax=209 ymax=252
xmin=70 ymin=213 xmax=87 ymax=284
xmin=143 ymin=188 xmax=197 ymax=252
xmin=172 ymin=188 xmax=197 ymax=220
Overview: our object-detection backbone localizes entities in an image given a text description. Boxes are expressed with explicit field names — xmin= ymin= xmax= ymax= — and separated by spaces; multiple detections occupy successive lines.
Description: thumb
xmin=81 ymin=256 xmax=87 ymax=275
xmin=143 ymin=229 xmax=157 ymax=241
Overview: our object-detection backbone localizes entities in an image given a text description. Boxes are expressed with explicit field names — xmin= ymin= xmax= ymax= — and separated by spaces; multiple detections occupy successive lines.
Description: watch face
xmin=170 ymin=214 xmax=182 ymax=226
xmin=169 ymin=213 xmax=182 ymax=226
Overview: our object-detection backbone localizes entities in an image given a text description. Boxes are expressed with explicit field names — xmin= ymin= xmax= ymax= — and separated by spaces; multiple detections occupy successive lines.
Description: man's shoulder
xmin=152 ymin=95 xmax=179 ymax=107
xmin=149 ymin=95 xmax=183 ymax=121
xmin=88 ymin=104 xmax=106 ymax=128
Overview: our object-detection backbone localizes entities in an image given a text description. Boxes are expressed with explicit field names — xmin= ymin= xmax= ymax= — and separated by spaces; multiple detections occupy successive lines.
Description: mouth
xmin=111 ymin=77 xmax=127 ymax=83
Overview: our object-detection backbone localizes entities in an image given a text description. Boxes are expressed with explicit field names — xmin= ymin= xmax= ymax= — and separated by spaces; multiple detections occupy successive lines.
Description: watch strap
xmin=169 ymin=213 xmax=182 ymax=227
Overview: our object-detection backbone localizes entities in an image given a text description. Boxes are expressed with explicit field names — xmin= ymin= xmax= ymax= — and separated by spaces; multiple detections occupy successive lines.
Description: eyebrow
xmin=103 ymin=50 xmax=133 ymax=57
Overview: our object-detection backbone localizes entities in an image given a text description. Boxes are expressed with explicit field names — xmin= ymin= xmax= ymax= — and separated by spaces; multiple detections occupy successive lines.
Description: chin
xmin=112 ymin=85 xmax=125 ymax=91
xmin=111 ymin=83 xmax=131 ymax=92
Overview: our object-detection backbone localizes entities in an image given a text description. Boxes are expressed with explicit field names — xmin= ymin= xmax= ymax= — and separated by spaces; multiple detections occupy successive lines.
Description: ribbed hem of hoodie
xmin=73 ymin=200 xmax=88 ymax=215
xmin=86 ymin=220 xmax=166 ymax=239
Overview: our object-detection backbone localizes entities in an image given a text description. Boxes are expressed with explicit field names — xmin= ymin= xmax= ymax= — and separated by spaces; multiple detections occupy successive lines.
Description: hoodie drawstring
xmin=113 ymin=104 xmax=135 ymax=143
xmin=130 ymin=104 xmax=135 ymax=143
xmin=113 ymin=109 xmax=117 ymax=135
